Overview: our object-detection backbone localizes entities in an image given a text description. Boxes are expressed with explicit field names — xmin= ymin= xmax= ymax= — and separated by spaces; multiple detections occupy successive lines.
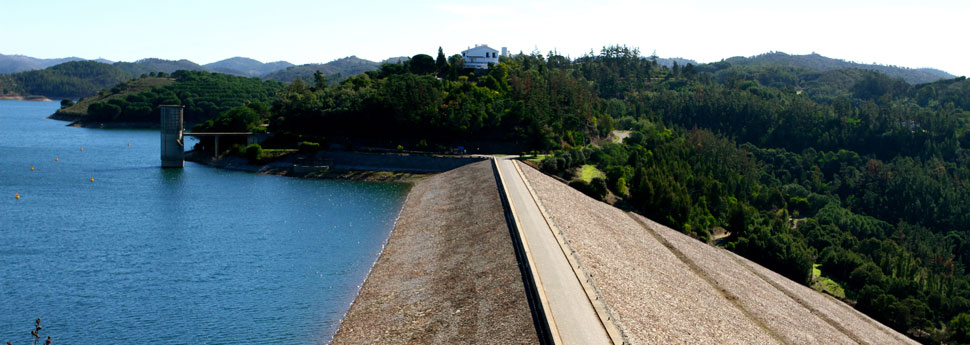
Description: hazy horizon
xmin=2 ymin=0 xmax=967 ymax=76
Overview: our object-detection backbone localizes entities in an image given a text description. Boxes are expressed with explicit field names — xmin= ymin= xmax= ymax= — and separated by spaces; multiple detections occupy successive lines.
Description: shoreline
xmin=185 ymin=151 xmax=435 ymax=183
xmin=0 ymin=95 xmax=53 ymax=101
xmin=47 ymin=112 xmax=164 ymax=129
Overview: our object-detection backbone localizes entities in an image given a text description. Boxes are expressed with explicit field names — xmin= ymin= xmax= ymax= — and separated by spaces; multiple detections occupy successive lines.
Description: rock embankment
xmin=517 ymin=161 xmax=917 ymax=345
xmin=330 ymin=160 xmax=538 ymax=344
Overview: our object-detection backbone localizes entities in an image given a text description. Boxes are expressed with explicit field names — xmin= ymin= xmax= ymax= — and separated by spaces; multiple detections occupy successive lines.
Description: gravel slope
xmin=330 ymin=161 xmax=537 ymax=344
xmin=519 ymin=162 xmax=778 ymax=345
xmin=518 ymin=161 xmax=917 ymax=345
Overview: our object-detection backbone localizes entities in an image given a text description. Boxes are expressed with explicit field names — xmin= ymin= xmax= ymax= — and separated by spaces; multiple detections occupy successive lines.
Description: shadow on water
xmin=159 ymin=166 xmax=186 ymax=186
xmin=83 ymin=165 xmax=165 ymax=173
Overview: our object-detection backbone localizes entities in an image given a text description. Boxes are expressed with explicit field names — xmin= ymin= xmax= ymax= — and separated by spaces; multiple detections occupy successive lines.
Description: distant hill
xmin=0 ymin=53 xmax=91 ymax=74
xmin=0 ymin=60 xmax=133 ymax=99
xmin=382 ymin=56 xmax=410 ymax=64
xmin=203 ymin=57 xmax=293 ymax=77
xmin=263 ymin=56 xmax=379 ymax=83
xmin=113 ymin=58 xmax=207 ymax=76
xmin=722 ymin=52 xmax=954 ymax=84
xmin=655 ymin=57 xmax=698 ymax=68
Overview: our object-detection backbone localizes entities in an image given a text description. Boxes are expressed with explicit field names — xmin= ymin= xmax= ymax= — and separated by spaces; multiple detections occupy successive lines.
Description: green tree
xmin=194 ymin=106 xmax=261 ymax=132
xmin=410 ymin=54 xmax=436 ymax=75
xmin=951 ymin=313 xmax=970 ymax=344
xmin=436 ymin=47 xmax=448 ymax=76
xmin=313 ymin=70 xmax=327 ymax=90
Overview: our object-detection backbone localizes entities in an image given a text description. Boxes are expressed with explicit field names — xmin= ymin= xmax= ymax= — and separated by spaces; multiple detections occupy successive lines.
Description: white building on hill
xmin=462 ymin=44 xmax=502 ymax=69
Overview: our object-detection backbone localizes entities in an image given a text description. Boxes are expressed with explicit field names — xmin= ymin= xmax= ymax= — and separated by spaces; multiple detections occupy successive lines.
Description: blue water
xmin=0 ymin=100 xmax=409 ymax=344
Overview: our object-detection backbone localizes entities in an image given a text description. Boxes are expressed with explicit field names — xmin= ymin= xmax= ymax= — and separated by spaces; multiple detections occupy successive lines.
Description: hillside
xmin=69 ymin=70 xmax=284 ymax=127
xmin=51 ymin=76 xmax=175 ymax=121
xmin=203 ymin=57 xmax=293 ymax=77
xmin=0 ymin=60 xmax=133 ymax=99
xmin=262 ymin=56 xmax=379 ymax=83
xmin=723 ymin=52 xmax=954 ymax=84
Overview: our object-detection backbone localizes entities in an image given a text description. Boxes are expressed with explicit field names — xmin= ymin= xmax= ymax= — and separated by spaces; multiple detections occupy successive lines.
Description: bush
xmin=245 ymin=144 xmax=263 ymax=163
xmin=60 ymin=99 xmax=74 ymax=108
xmin=569 ymin=178 xmax=607 ymax=201
xmin=590 ymin=177 xmax=608 ymax=199
xmin=540 ymin=156 xmax=560 ymax=173
xmin=614 ymin=177 xmax=629 ymax=196
xmin=299 ymin=141 xmax=321 ymax=152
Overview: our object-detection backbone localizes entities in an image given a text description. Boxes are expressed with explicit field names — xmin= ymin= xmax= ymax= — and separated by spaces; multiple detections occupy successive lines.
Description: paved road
xmin=494 ymin=157 xmax=613 ymax=345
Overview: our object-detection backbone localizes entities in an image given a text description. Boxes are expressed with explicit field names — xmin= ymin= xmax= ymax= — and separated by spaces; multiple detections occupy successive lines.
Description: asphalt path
xmin=495 ymin=157 xmax=613 ymax=345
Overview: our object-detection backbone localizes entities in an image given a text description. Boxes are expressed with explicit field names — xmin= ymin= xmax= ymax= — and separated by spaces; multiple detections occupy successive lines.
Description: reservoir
xmin=0 ymin=100 xmax=410 ymax=344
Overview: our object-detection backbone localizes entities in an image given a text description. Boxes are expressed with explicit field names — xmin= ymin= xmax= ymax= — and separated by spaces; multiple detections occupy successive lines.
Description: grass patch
xmin=812 ymin=263 xmax=846 ymax=299
xmin=524 ymin=155 xmax=548 ymax=164
xmin=578 ymin=164 xmax=606 ymax=182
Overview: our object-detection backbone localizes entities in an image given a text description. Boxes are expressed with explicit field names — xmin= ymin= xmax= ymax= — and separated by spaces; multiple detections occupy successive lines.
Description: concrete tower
xmin=160 ymin=105 xmax=184 ymax=168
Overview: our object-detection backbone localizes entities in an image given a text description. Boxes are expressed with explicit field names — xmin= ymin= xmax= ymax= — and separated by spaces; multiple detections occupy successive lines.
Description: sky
xmin=2 ymin=0 xmax=967 ymax=76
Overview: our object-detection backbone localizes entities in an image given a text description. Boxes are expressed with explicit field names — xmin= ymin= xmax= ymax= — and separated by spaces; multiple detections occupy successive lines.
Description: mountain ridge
xmin=261 ymin=56 xmax=380 ymax=83
xmin=720 ymin=52 xmax=954 ymax=84
xmin=203 ymin=57 xmax=294 ymax=77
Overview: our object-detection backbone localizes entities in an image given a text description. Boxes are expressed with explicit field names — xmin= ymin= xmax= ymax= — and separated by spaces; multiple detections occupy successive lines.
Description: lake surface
xmin=0 ymin=100 xmax=410 ymax=344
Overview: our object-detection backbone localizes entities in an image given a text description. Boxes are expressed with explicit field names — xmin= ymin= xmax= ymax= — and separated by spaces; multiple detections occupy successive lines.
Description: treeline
xmin=266 ymin=49 xmax=612 ymax=151
xmin=530 ymin=46 xmax=970 ymax=343
xmin=85 ymin=70 xmax=284 ymax=125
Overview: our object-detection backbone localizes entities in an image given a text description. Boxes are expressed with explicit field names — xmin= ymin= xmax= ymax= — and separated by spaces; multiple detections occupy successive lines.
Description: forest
xmin=37 ymin=46 xmax=970 ymax=343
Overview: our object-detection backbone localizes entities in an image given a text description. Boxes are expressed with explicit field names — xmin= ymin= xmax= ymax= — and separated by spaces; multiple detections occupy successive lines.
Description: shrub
xmin=299 ymin=141 xmax=321 ymax=152
xmin=569 ymin=178 xmax=607 ymax=201
xmin=590 ymin=177 xmax=608 ymax=199
xmin=614 ymin=177 xmax=629 ymax=196
xmin=540 ymin=156 xmax=560 ymax=172
xmin=245 ymin=144 xmax=263 ymax=163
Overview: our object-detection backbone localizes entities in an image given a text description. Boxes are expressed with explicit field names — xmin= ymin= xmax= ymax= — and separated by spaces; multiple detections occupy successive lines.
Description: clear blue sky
xmin=2 ymin=0 xmax=967 ymax=76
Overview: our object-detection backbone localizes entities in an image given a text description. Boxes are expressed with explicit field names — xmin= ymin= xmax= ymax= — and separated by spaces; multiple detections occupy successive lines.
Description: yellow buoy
xmin=90 ymin=177 xmax=94 ymax=182
xmin=30 ymin=166 xmax=34 ymax=171
xmin=15 ymin=193 xmax=20 ymax=199
xmin=55 ymin=157 xmax=59 ymax=162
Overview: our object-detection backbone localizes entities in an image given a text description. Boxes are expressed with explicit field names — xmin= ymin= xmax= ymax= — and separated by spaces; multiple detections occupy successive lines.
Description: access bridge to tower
xmin=159 ymin=105 xmax=263 ymax=168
